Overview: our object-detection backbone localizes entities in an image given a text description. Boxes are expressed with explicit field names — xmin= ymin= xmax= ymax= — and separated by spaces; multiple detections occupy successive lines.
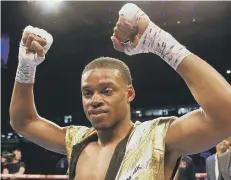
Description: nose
xmin=90 ymin=92 xmax=103 ymax=108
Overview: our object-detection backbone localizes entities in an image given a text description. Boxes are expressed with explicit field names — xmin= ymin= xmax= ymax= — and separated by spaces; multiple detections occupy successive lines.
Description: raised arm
xmin=111 ymin=3 xmax=231 ymax=155
xmin=10 ymin=26 xmax=66 ymax=154
xmin=165 ymin=54 xmax=231 ymax=155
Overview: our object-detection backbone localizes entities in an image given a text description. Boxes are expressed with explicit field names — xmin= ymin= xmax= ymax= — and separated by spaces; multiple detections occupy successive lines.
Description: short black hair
xmin=82 ymin=57 xmax=132 ymax=85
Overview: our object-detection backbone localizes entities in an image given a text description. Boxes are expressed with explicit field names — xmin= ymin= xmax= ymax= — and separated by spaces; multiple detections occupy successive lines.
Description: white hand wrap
xmin=119 ymin=3 xmax=192 ymax=70
xmin=15 ymin=25 xmax=53 ymax=83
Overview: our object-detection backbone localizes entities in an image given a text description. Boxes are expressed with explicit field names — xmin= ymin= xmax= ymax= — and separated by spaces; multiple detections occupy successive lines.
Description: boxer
xmin=10 ymin=3 xmax=231 ymax=180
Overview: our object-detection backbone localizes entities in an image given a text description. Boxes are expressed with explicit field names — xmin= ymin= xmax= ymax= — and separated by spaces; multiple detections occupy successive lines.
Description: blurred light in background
xmin=1 ymin=34 xmax=10 ymax=68
xmin=27 ymin=0 xmax=63 ymax=14
xmin=64 ymin=115 xmax=72 ymax=124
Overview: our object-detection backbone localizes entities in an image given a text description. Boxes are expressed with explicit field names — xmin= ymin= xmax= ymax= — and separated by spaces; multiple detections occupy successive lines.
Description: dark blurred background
xmin=1 ymin=0 xmax=231 ymax=176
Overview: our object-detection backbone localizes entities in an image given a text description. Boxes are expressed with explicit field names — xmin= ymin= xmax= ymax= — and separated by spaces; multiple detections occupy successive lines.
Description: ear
xmin=127 ymin=85 xmax=135 ymax=103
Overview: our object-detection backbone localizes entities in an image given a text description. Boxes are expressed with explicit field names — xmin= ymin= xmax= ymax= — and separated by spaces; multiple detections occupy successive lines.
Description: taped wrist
xmin=15 ymin=56 xmax=36 ymax=84
xmin=119 ymin=3 xmax=192 ymax=69
xmin=125 ymin=22 xmax=192 ymax=69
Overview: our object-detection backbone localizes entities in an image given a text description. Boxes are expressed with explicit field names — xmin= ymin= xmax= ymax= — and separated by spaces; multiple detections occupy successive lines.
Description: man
xmin=9 ymin=3 xmax=231 ymax=180
xmin=206 ymin=138 xmax=230 ymax=180
xmin=218 ymin=138 xmax=231 ymax=180
xmin=1 ymin=151 xmax=13 ymax=173
xmin=2 ymin=149 xmax=25 ymax=176
xmin=176 ymin=156 xmax=196 ymax=180
xmin=218 ymin=148 xmax=231 ymax=180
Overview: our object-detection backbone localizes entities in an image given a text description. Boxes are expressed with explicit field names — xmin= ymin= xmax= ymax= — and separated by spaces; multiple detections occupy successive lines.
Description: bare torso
xmin=75 ymin=142 xmax=116 ymax=180
xmin=75 ymin=141 xmax=178 ymax=180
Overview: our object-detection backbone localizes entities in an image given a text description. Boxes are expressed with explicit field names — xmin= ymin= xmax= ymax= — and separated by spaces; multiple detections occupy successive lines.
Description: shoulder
xmin=18 ymin=162 xmax=25 ymax=167
xmin=136 ymin=116 xmax=177 ymax=125
xmin=134 ymin=116 xmax=177 ymax=131
xmin=65 ymin=125 xmax=95 ymax=147
xmin=65 ymin=125 xmax=95 ymax=161
xmin=206 ymin=154 xmax=215 ymax=162
xmin=65 ymin=125 xmax=93 ymax=143
xmin=128 ymin=117 xmax=177 ymax=148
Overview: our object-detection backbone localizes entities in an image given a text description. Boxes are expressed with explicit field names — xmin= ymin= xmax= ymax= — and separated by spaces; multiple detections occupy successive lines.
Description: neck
xmin=97 ymin=119 xmax=134 ymax=146
xmin=12 ymin=159 xmax=19 ymax=163
xmin=216 ymin=148 xmax=227 ymax=156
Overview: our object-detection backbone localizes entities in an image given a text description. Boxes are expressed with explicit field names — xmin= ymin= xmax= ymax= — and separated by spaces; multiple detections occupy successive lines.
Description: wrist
xmin=147 ymin=22 xmax=192 ymax=69
xmin=15 ymin=59 xmax=36 ymax=84
xmin=125 ymin=21 xmax=192 ymax=70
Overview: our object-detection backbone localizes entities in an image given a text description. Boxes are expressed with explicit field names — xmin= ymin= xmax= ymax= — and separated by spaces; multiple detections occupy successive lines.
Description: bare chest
xmin=73 ymin=143 xmax=179 ymax=180
xmin=75 ymin=143 xmax=115 ymax=180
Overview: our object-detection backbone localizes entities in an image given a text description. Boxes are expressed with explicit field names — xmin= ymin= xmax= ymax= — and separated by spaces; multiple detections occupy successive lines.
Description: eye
xmin=102 ymin=88 xmax=113 ymax=96
xmin=83 ymin=90 xmax=93 ymax=98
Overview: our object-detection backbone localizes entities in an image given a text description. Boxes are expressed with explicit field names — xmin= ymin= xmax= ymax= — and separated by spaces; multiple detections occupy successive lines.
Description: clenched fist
xmin=22 ymin=30 xmax=47 ymax=57
xmin=112 ymin=3 xmax=191 ymax=69
xmin=19 ymin=25 xmax=53 ymax=67
xmin=111 ymin=3 xmax=150 ymax=52
xmin=16 ymin=26 xmax=53 ymax=83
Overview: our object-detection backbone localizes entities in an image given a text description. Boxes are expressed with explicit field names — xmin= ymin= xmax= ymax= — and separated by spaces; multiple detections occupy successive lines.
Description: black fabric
xmin=178 ymin=156 xmax=196 ymax=180
xmin=3 ymin=161 xmax=25 ymax=174
xmin=104 ymin=127 xmax=134 ymax=180
xmin=68 ymin=134 xmax=98 ymax=180
xmin=171 ymin=157 xmax=181 ymax=180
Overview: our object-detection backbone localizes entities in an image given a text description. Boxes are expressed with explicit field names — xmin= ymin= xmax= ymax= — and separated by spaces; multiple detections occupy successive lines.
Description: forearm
xmin=118 ymin=3 xmax=231 ymax=120
xmin=2 ymin=168 xmax=9 ymax=179
xmin=10 ymin=26 xmax=44 ymax=129
xmin=13 ymin=170 xmax=25 ymax=175
xmin=177 ymin=54 xmax=231 ymax=125
xmin=121 ymin=5 xmax=231 ymax=126
xmin=10 ymin=82 xmax=38 ymax=129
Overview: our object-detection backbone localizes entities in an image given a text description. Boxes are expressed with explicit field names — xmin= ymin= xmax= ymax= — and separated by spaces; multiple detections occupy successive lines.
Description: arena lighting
xmin=64 ymin=115 xmax=72 ymax=124
xmin=27 ymin=0 xmax=63 ymax=14
xmin=226 ymin=69 xmax=231 ymax=74
xmin=40 ymin=0 xmax=62 ymax=8
xmin=7 ymin=133 xmax=13 ymax=136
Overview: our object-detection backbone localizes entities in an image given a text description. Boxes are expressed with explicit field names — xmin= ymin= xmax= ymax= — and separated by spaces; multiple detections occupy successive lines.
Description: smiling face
xmin=81 ymin=68 xmax=135 ymax=130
